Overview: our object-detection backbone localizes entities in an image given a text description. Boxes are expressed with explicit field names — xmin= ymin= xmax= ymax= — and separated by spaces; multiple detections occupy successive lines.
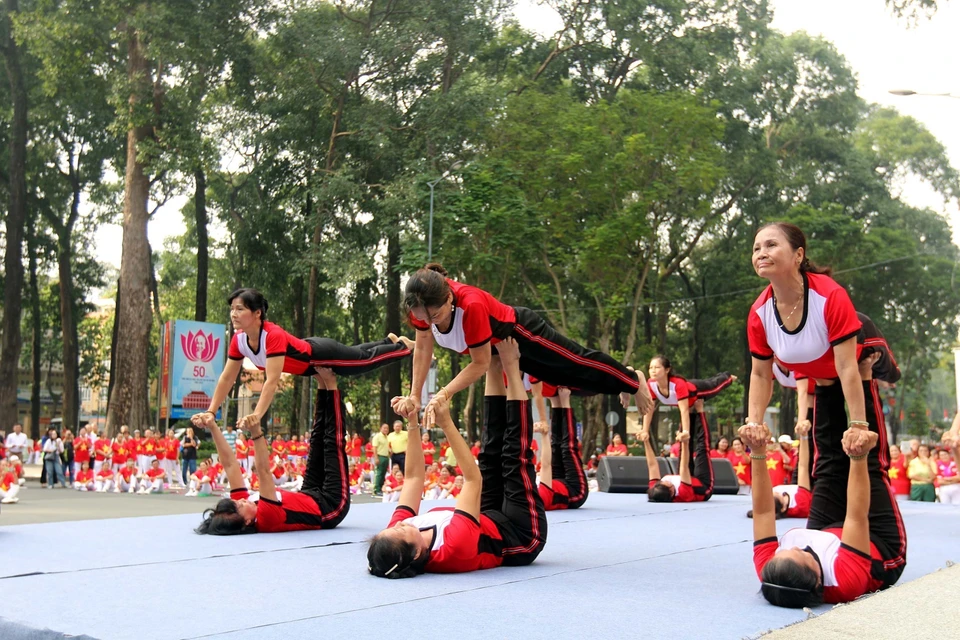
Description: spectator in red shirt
xmin=382 ymin=467 xmax=404 ymax=503
xmin=778 ymin=435 xmax=798 ymax=482
xmin=420 ymin=433 xmax=435 ymax=466
xmin=470 ymin=440 xmax=481 ymax=460
xmin=606 ymin=434 xmax=629 ymax=457
xmin=0 ymin=459 xmax=21 ymax=503
xmin=138 ymin=459 xmax=166 ymax=493
xmin=728 ymin=437 xmax=752 ymax=494
xmin=117 ymin=459 xmax=139 ymax=493
xmin=347 ymin=433 xmax=362 ymax=465
xmin=73 ymin=461 xmax=95 ymax=492
xmin=710 ymin=437 xmax=730 ymax=459
xmin=887 ymin=444 xmax=910 ymax=497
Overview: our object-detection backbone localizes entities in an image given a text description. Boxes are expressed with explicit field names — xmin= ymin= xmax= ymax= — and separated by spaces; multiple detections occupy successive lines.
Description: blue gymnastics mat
xmin=0 ymin=494 xmax=955 ymax=640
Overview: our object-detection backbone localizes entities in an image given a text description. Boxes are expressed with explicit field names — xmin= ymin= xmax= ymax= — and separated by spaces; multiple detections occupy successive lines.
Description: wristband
xmin=250 ymin=433 xmax=265 ymax=442
xmin=749 ymin=454 xmax=767 ymax=460
xmin=848 ymin=420 xmax=869 ymax=428
xmin=800 ymin=437 xmax=810 ymax=440
xmin=849 ymin=453 xmax=868 ymax=461
xmin=745 ymin=422 xmax=761 ymax=428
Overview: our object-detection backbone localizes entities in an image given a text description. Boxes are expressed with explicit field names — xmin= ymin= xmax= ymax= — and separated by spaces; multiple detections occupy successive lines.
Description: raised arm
xmin=677 ymin=430 xmax=692 ymax=485
xmin=678 ymin=397 xmax=691 ymax=435
xmin=531 ymin=381 xmax=548 ymax=425
xmin=250 ymin=424 xmax=277 ymax=502
xmin=796 ymin=419 xmax=812 ymax=491
xmin=428 ymin=402 xmax=480 ymax=520
xmin=640 ymin=429 xmax=661 ymax=482
xmin=191 ymin=414 xmax=244 ymax=492
xmin=422 ymin=343 xmax=492 ymax=426
xmin=535 ymin=421 xmax=552 ymax=486
xmin=741 ymin=423 xmax=777 ymax=542
xmin=839 ymin=428 xmax=877 ymax=555
xmin=396 ymin=419 xmax=425 ymax=515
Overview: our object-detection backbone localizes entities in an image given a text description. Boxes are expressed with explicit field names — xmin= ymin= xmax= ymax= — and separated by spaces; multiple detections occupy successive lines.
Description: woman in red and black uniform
xmin=192 ymin=368 xmax=350 ymax=535
xmin=368 ymin=338 xmax=546 ymax=577
xmin=206 ymin=288 xmax=411 ymax=433
xmin=745 ymin=222 xmax=906 ymax=605
xmin=535 ymin=387 xmax=588 ymax=510
xmin=392 ymin=264 xmax=654 ymax=422
xmin=643 ymin=355 xmax=735 ymax=437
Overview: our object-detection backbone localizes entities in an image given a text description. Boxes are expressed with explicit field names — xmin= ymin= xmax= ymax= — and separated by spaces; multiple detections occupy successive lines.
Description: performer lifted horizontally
xmin=193 ymin=368 xmax=349 ymax=535
xmin=534 ymin=387 xmax=588 ymax=511
xmin=206 ymin=288 xmax=411 ymax=433
xmin=643 ymin=355 xmax=735 ymax=437
xmin=368 ymin=338 xmax=546 ymax=578
xmin=392 ymin=264 xmax=654 ymax=422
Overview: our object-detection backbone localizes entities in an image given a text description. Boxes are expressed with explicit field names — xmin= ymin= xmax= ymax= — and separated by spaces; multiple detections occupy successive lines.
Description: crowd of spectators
xmin=3 ymin=418 xmax=958 ymax=505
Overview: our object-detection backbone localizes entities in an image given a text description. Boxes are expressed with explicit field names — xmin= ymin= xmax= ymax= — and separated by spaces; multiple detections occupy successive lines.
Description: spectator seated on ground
xmin=74 ymin=462 xmax=95 ymax=492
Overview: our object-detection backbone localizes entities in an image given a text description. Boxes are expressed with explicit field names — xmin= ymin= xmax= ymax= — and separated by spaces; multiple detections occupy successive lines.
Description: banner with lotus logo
xmin=166 ymin=320 xmax=227 ymax=419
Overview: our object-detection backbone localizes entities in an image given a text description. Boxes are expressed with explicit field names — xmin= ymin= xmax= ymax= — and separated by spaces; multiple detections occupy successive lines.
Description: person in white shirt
xmin=5 ymin=424 xmax=28 ymax=460
xmin=41 ymin=429 xmax=67 ymax=488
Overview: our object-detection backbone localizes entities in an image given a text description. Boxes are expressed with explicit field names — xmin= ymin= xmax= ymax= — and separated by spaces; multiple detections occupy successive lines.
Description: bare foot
xmin=316 ymin=367 xmax=338 ymax=390
xmin=497 ymin=337 xmax=521 ymax=367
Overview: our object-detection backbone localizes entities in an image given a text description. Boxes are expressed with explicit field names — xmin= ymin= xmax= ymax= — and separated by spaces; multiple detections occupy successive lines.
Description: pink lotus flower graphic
xmin=181 ymin=331 xmax=219 ymax=363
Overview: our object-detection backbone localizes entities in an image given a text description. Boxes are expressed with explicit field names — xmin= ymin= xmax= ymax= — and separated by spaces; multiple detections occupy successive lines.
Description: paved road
xmin=0 ymin=479 xmax=381 ymax=526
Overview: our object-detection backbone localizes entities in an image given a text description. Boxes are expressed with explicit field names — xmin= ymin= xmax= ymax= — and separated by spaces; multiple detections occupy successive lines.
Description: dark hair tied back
xmin=760 ymin=222 xmax=832 ymax=276
xmin=403 ymin=264 xmax=451 ymax=313
xmin=227 ymin=288 xmax=269 ymax=322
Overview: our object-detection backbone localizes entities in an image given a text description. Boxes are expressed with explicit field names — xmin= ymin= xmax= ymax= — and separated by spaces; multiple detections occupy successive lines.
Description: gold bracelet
xmin=849 ymin=453 xmax=868 ymax=461
xmin=849 ymin=420 xmax=869 ymax=428
xmin=749 ymin=454 xmax=767 ymax=460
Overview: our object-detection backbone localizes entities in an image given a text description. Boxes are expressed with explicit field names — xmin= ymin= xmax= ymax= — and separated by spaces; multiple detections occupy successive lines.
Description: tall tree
xmin=0 ymin=0 xmax=29 ymax=430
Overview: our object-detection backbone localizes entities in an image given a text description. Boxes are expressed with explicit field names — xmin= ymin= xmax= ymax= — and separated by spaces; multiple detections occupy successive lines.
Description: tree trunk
xmin=380 ymin=229 xmax=402 ymax=424
xmin=106 ymin=27 xmax=153 ymax=436
xmin=0 ymin=0 xmax=28 ymax=431
xmin=57 ymin=231 xmax=80 ymax=432
xmin=27 ymin=223 xmax=41 ymax=441
xmin=194 ymin=167 xmax=208 ymax=322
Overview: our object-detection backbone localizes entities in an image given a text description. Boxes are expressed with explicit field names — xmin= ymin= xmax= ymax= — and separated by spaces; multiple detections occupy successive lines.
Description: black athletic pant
xmin=480 ymin=396 xmax=547 ymax=566
xmin=689 ymin=411 xmax=714 ymax=500
xmin=507 ymin=307 xmax=639 ymax=395
xmin=551 ymin=406 xmax=588 ymax=509
xmin=300 ymin=389 xmax=350 ymax=529
xmin=808 ymin=381 xmax=907 ymax=587
xmin=306 ymin=337 xmax=409 ymax=377
xmin=690 ymin=372 xmax=735 ymax=401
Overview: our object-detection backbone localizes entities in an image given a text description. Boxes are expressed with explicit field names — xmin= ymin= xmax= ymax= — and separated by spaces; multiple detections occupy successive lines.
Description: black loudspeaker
xmin=711 ymin=458 xmax=741 ymax=495
xmin=598 ymin=456 xmax=672 ymax=493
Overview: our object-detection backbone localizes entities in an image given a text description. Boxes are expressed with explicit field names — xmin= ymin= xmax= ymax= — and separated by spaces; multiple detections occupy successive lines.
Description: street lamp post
xmin=889 ymin=89 xmax=960 ymax=99
xmin=426 ymin=161 xmax=463 ymax=261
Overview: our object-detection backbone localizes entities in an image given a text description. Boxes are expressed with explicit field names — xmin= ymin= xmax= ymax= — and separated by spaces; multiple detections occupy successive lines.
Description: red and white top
xmin=649 ymin=474 xmax=705 ymax=502
xmin=230 ymin=487 xmax=326 ymax=533
xmin=388 ymin=505 xmax=504 ymax=573
xmin=408 ymin=280 xmax=516 ymax=355
xmin=228 ymin=321 xmax=314 ymax=376
xmin=748 ymin=273 xmax=862 ymax=380
xmin=648 ymin=376 xmax=697 ymax=406
xmin=754 ymin=527 xmax=884 ymax=604
xmin=772 ymin=484 xmax=812 ymax=518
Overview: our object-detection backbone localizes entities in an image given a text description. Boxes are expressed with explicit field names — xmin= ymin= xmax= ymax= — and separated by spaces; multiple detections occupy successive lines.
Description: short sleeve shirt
xmin=748 ymin=273 xmax=862 ymax=380
xmin=228 ymin=321 xmax=314 ymax=376
xmin=408 ymin=280 xmax=516 ymax=355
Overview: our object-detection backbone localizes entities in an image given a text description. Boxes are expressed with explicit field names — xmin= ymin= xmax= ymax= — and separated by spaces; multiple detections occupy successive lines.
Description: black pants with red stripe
xmin=505 ymin=307 xmax=639 ymax=395
xmin=551 ymin=407 xmax=589 ymax=509
xmin=480 ymin=396 xmax=547 ymax=566
xmin=690 ymin=372 xmax=735 ymax=401
xmin=689 ymin=411 xmax=714 ymax=499
xmin=306 ymin=337 xmax=409 ymax=377
xmin=300 ymin=389 xmax=350 ymax=529
xmin=808 ymin=381 xmax=906 ymax=587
